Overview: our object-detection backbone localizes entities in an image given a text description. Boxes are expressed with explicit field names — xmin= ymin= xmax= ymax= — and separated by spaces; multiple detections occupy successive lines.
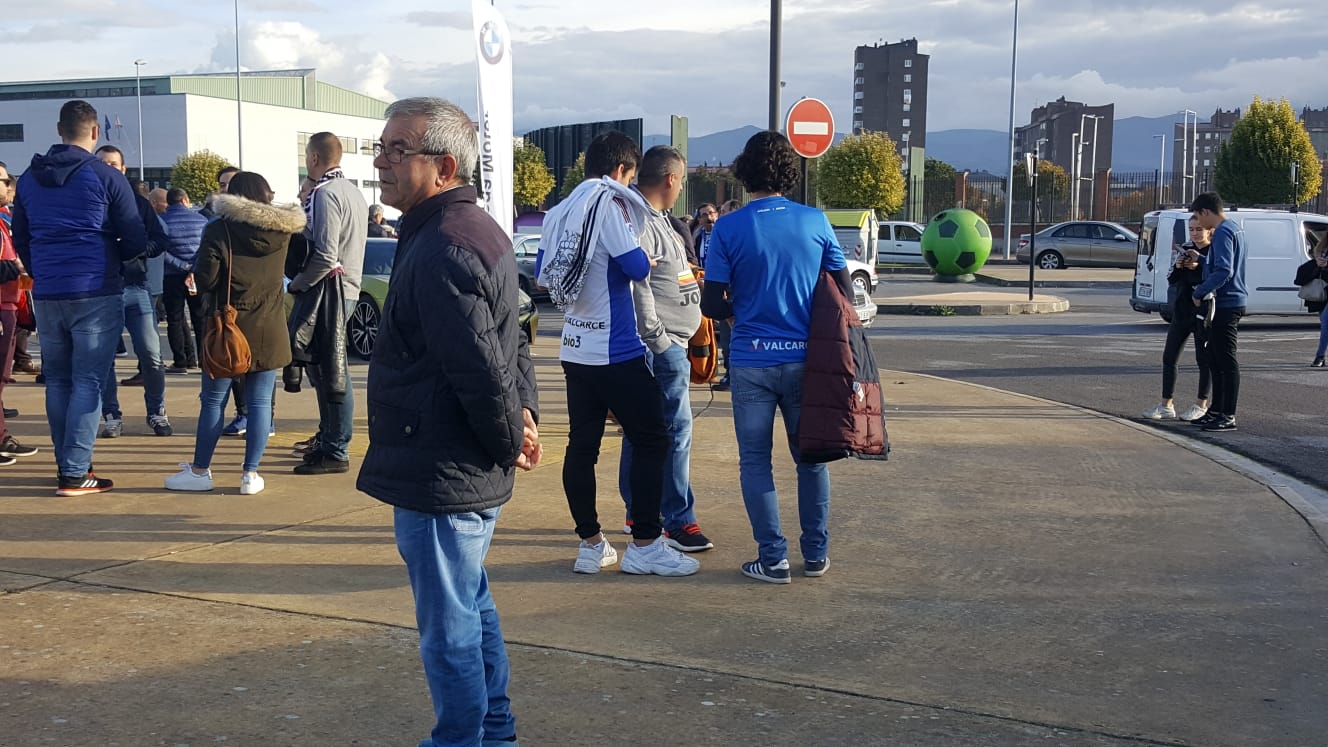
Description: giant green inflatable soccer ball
xmin=921 ymin=209 xmax=993 ymax=276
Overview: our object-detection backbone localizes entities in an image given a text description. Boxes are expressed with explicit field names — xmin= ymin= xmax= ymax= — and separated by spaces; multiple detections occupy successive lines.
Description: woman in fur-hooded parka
xmin=194 ymin=192 xmax=305 ymax=372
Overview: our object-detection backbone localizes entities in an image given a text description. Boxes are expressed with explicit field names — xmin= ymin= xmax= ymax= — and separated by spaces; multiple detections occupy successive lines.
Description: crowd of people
xmin=0 ymin=95 xmax=887 ymax=746
xmin=1 ymin=100 xmax=371 ymax=493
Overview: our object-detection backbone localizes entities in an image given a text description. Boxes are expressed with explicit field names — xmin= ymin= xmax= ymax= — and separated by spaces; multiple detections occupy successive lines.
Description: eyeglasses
xmin=373 ymin=141 xmax=447 ymax=164
xmin=0 ymin=177 xmax=11 ymax=186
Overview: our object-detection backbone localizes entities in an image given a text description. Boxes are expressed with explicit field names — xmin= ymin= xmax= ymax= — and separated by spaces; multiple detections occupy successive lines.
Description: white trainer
xmin=573 ymin=539 xmax=618 ymax=574
xmin=1142 ymin=403 xmax=1176 ymax=420
xmin=620 ymin=536 xmax=700 ymax=577
xmin=165 ymin=463 xmax=214 ymax=492
xmin=240 ymin=472 xmax=265 ymax=495
xmin=1178 ymin=404 xmax=1208 ymax=422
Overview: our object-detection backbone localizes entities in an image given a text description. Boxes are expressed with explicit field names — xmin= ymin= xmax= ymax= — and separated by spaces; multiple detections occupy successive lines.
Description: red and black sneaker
xmin=665 ymin=523 xmax=715 ymax=552
xmin=56 ymin=472 xmax=114 ymax=497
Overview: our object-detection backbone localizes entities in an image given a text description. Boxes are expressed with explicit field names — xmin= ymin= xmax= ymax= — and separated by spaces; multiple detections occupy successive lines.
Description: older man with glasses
xmin=357 ymin=97 xmax=540 ymax=747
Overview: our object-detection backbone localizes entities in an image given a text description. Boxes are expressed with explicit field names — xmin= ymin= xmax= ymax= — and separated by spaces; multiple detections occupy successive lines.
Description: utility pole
xmin=1001 ymin=0 xmax=1021 ymax=260
xmin=133 ymin=59 xmax=146 ymax=182
xmin=768 ymin=0 xmax=781 ymax=132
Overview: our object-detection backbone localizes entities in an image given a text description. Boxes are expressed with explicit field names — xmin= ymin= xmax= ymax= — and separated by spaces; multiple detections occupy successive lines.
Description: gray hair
xmin=385 ymin=97 xmax=478 ymax=184
xmin=369 ymin=203 xmax=385 ymax=218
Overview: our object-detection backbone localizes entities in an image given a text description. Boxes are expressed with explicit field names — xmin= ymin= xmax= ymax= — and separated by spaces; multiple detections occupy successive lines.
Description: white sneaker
xmin=1178 ymin=404 xmax=1208 ymax=422
xmin=165 ymin=463 xmax=214 ymax=492
xmin=240 ymin=472 xmax=265 ymax=495
xmin=1142 ymin=403 xmax=1175 ymax=420
xmin=620 ymin=536 xmax=701 ymax=577
xmin=573 ymin=539 xmax=619 ymax=574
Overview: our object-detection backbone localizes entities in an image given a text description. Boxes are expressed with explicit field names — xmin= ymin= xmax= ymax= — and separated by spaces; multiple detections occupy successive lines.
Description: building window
xmin=339 ymin=136 xmax=357 ymax=153
xmin=854 ymin=91 xmax=864 ymax=100
xmin=853 ymin=120 xmax=863 ymax=130
xmin=904 ymin=74 xmax=912 ymax=83
xmin=902 ymin=118 xmax=910 ymax=128
xmin=903 ymin=103 xmax=910 ymax=112
xmin=904 ymin=59 xmax=912 ymax=68
xmin=0 ymin=124 xmax=22 ymax=142
xmin=903 ymin=89 xmax=912 ymax=104
xmin=854 ymin=62 xmax=864 ymax=71
xmin=902 ymin=133 xmax=910 ymax=143
xmin=854 ymin=77 xmax=864 ymax=85
xmin=853 ymin=105 xmax=863 ymax=114
xmin=1204 ymin=146 xmax=1211 ymax=153
xmin=1205 ymin=132 xmax=1212 ymax=140
xmin=1203 ymin=159 xmax=1211 ymax=167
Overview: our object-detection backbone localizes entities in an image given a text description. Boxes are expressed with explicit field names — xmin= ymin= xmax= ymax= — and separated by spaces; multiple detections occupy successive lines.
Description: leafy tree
xmin=1215 ymin=97 xmax=1323 ymax=206
xmin=559 ymin=152 xmax=586 ymax=199
xmin=816 ymin=131 xmax=906 ymax=214
xmin=924 ymin=157 xmax=957 ymax=182
xmin=513 ymin=142 xmax=555 ymax=209
xmin=170 ymin=149 xmax=232 ymax=205
xmin=1011 ymin=160 xmax=1071 ymax=202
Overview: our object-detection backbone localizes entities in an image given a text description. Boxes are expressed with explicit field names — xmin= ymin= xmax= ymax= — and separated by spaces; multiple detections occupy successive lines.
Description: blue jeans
xmin=102 ymin=285 xmax=167 ymax=419
xmin=193 ymin=368 xmax=277 ymax=473
xmin=731 ymin=363 xmax=831 ymax=567
xmin=1317 ymin=305 xmax=1328 ymax=358
xmin=395 ymin=506 xmax=516 ymax=747
xmin=34 ymin=295 xmax=124 ymax=477
xmin=619 ymin=343 xmax=699 ymax=531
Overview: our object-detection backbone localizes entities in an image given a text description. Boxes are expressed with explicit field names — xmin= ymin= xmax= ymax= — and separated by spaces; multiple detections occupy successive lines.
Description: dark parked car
xmin=347 ymin=238 xmax=539 ymax=360
xmin=1015 ymin=221 xmax=1139 ymax=269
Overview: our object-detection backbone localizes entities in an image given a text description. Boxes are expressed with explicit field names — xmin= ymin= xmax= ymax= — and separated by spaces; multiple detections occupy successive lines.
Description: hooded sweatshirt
xmin=11 ymin=144 xmax=148 ymax=300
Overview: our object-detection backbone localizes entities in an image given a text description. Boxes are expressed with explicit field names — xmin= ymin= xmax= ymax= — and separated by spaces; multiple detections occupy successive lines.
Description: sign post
xmin=784 ymin=97 xmax=834 ymax=205
xmin=1025 ymin=151 xmax=1037 ymax=302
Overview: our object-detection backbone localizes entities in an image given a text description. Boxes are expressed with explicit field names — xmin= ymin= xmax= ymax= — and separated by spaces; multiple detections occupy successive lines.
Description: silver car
xmin=1016 ymin=221 xmax=1138 ymax=269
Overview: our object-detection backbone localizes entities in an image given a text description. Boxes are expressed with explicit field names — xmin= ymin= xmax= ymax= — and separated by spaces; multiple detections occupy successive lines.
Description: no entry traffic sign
xmin=784 ymin=98 xmax=835 ymax=159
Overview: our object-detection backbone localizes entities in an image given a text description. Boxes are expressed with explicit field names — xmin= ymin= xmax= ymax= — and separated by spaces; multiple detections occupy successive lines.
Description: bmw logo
xmin=480 ymin=21 xmax=505 ymax=64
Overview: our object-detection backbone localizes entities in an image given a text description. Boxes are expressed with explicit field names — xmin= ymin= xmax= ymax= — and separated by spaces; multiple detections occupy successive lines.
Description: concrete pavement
xmin=2 ymin=333 xmax=1327 ymax=746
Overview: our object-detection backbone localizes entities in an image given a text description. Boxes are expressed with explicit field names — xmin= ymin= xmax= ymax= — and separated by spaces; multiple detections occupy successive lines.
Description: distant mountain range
xmin=647 ymin=114 xmax=1191 ymax=175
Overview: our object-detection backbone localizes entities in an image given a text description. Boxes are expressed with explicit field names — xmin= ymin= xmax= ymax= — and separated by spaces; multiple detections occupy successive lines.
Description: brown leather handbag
xmin=201 ymin=223 xmax=252 ymax=379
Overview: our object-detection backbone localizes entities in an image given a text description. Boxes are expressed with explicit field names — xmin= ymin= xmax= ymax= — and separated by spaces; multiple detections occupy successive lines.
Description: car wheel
xmin=851 ymin=272 xmax=871 ymax=294
xmin=1037 ymin=250 xmax=1065 ymax=270
xmin=1159 ymin=309 xmax=1173 ymax=324
xmin=348 ymin=294 xmax=380 ymax=360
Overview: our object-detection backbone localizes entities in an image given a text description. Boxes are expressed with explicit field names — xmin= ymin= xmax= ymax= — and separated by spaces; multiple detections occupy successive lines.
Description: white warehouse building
xmin=0 ymin=68 xmax=390 ymax=208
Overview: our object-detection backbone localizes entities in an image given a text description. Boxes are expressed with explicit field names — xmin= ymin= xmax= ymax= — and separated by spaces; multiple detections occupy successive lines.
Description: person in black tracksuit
xmin=1144 ymin=216 xmax=1213 ymax=421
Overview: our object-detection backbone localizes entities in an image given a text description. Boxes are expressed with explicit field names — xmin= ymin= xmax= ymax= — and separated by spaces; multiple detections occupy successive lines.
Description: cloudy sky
xmin=6 ymin=0 xmax=1328 ymax=136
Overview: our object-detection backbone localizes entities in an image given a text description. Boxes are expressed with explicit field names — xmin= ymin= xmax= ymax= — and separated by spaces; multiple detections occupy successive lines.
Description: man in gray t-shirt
xmin=291 ymin=131 xmax=368 ymax=474
xmin=619 ymin=145 xmax=714 ymax=552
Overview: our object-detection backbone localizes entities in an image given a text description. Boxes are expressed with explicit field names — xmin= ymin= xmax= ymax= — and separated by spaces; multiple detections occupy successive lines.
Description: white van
xmin=1130 ymin=208 xmax=1328 ymax=321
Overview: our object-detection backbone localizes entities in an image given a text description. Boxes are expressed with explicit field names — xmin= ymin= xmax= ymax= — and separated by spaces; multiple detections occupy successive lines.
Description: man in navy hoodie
xmin=1189 ymin=192 xmax=1247 ymax=433
xmin=11 ymin=100 xmax=148 ymax=496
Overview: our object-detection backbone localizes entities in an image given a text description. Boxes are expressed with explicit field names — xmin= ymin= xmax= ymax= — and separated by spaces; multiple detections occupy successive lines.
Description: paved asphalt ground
xmin=865 ymin=274 xmax=1328 ymax=493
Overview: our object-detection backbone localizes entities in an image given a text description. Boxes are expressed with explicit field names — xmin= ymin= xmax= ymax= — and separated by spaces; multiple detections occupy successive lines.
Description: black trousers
xmin=1208 ymin=307 xmax=1244 ymax=417
xmin=562 ymin=356 xmax=668 ymax=541
xmin=1162 ymin=309 xmax=1211 ymax=400
xmin=162 ymin=276 xmax=203 ymax=367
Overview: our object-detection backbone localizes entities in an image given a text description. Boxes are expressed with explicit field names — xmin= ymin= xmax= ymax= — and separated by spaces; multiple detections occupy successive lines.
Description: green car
xmin=348 ymin=238 xmax=540 ymax=360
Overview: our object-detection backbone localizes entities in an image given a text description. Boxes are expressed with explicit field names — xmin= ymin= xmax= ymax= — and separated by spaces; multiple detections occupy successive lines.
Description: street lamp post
xmin=1086 ymin=114 xmax=1101 ymax=219
xmin=133 ymin=59 xmax=146 ymax=182
xmin=768 ymin=0 xmax=781 ymax=132
xmin=1025 ymin=148 xmax=1037 ymax=301
xmin=1070 ymin=132 xmax=1080 ymax=218
xmin=1001 ymin=0 xmax=1020 ymax=260
xmin=1152 ymin=134 xmax=1166 ymax=207
xmin=234 ymin=0 xmax=244 ymax=168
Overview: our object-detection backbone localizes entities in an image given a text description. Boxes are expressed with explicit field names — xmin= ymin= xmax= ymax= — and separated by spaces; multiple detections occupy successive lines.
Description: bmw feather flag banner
xmin=473 ymin=0 xmax=514 ymax=236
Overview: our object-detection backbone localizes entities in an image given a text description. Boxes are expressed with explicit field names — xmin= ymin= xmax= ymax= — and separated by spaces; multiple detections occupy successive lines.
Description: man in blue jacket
xmin=11 ymin=100 xmax=148 ymax=496
xmin=1189 ymin=192 xmax=1247 ymax=433
xmin=160 ymin=188 xmax=208 ymax=373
